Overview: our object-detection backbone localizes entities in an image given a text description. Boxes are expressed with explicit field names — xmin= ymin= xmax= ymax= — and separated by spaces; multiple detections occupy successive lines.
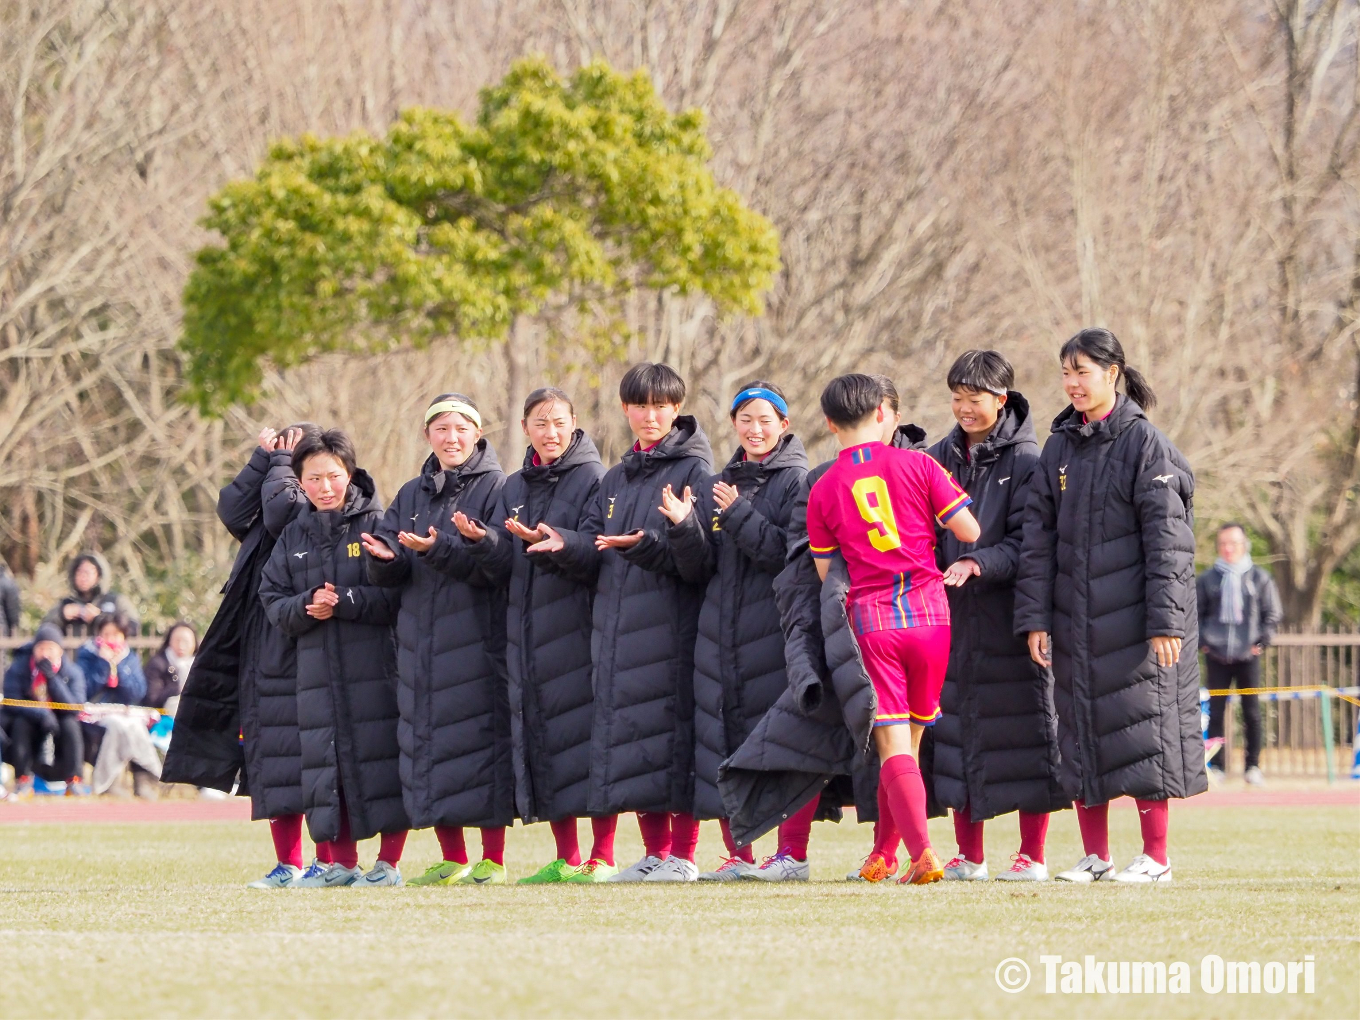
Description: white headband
xmin=424 ymin=400 xmax=482 ymax=428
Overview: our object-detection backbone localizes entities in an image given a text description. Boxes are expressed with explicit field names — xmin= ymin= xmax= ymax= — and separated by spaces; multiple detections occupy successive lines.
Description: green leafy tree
xmin=179 ymin=56 xmax=780 ymax=412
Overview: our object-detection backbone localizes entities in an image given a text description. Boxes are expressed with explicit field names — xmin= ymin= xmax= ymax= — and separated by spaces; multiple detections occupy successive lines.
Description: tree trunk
xmin=503 ymin=317 xmax=529 ymax=469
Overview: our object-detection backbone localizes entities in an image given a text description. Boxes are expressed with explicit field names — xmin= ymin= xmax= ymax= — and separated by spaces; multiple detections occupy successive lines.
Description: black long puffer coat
xmin=668 ymin=434 xmax=808 ymax=820
xmin=367 ymin=443 xmax=513 ymax=830
xmin=926 ymin=394 xmax=1068 ymax=821
xmin=1014 ymin=396 xmax=1205 ymax=806
xmin=164 ymin=444 xmax=309 ymax=813
xmin=545 ymin=417 xmax=713 ymax=816
xmin=260 ymin=471 xmax=407 ymax=843
xmin=718 ymin=424 xmax=928 ymax=846
xmin=463 ymin=431 xmax=605 ymax=823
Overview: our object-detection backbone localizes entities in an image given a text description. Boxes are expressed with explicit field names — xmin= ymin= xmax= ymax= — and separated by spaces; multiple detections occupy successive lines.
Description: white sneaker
xmin=198 ymin=787 xmax=230 ymax=801
xmin=744 ymin=852 xmax=810 ymax=882
xmin=994 ymin=853 xmax=1048 ymax=882
xmin=356 ymin=860 xmax=403 ymax=887
xmin=698 ymin=857 xmax=760 ymax=882
xmin=607 ymin=854 xmax=667 ymax=882
xmin=1244 ymin=766 xmax=1266 ymax=787
xmin=1054 ymin=854 xmax=1114 ymax=883
xmin=642 ymin=855 xmax=699 ymax=882
xmin=1112 ymin=854 xmax=1172 ymax=884
xmin=246 ymin=862 xmax=302 ymax=889
xmin=941 ymin=855 xmax=989 ymax=881
xmin=296 ymin=863 xmax=363 ymax=888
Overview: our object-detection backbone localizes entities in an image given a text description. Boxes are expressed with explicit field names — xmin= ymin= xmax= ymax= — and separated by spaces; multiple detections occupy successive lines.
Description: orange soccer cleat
xmin=899 ymin=847 xmax=945 ymax=885
xmin=855 ymin=852 xmax=899 ymax=883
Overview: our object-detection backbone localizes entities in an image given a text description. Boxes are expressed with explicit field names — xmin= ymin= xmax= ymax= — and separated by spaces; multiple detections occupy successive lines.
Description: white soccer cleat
xmin=296 ymin=863 xmax=363 ymax=888
xmin=246 ymin=862 xmax=302 ymax=889
xmin=994 ymin=853 xmax=1048 ymax=882
xmin=744 ymin=852 xmax=810 ymax=882
xmin=941 ymin=855 xmax=989 ymax=881
xmin=606 ymin=854 xmax=667 ymax=882
xmin=356 ymin=860 xmax=404 ymax=887
xmin=1244 ymin=766 xmax=1266 ymax=787
xmin=698 ymin=857 xmax=760 ymax=882
xmin=1111 ymin=854 xmax=1172 ymax=884
xmin=642 ymin=855 xmax=700 ymax=882
xmin=1053 ymin=854 xmax=1114 ymax=883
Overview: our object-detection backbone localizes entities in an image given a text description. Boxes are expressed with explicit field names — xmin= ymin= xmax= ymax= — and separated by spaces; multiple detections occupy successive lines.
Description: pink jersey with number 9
xmin=806 ymin=442 xmax=972 ymax=635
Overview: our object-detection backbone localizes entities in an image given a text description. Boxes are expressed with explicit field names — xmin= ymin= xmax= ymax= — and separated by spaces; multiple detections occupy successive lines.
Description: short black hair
xmin=292 ymin=428 xmax=358 ymax=478
xmin=619 ymin=362 xmax=686 ymax=406
xmin=820 ymin=373 xmax=885 ymax=428
xmin=93 ymin=611 xmax=134 ymax=639
xmin=947 ymin=350 xmax=1014 ymax=394
xmin=523 ymin=387 xmax=575 ymax=420
xmin=1218 ymin=521 xmax=1248 ymax=537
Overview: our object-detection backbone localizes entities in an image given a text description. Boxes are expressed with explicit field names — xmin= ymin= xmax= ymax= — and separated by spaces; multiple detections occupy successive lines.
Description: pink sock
xmin=435 ymin=826 xmax=469 ymax=865
xmin=550 ymin=817 xmax=582 ymax=866
xmin=1018 ymin=812 xmax=1049 ymax=863
xmin=952 ymin=804 xmax=984 ymax=863
xmin=669 ymin=812 xmax=699 ymax=862
xmin=719 ymin=818 xmax=756 ymax=863
xmin=329 ymin=803 xmax=358 ymax=869
xmin=589 ymin=815 xmax=618 ymax=866
xmin=1135 ymin=799 xmax=1169 ymax=866
xmin=315 ymin=841 xmax=333 ymax=865
xmin=637 ymin=812 xmax=672 ymax=859
xmin=480 ymin=826 xmax=506 ymax=866
xmin=1075 ymin=800 xmax=1111 ymax=861
xmin=777 ymin=795 xmax=820 ymax=861
xmin=879 ymin=754 xmax=931 ymax=860
xmin=268 ymin=814 xmax=304 ymax=870
xmin=872 ymin=775 xmax=901 ymax=867
xmin=378 ymin=830 xmax=408 ymax=866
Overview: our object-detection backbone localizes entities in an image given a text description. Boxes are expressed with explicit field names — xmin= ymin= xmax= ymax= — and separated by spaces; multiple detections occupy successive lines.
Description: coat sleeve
xmin=1134 ymin=431 xmax=1197 ymax=640
xmin=1012 ymin=443 xmax=1059 ymax=637
xmin=365 ymin=499 xmax=414 ymax=588
xmin=216 ymin=447 xmax=271 ymax=540
xmin=463 ymin=487 xmax=515 ymax=589
xmin=420 ymin=475 xmax=507 ymax=588
xmin=261 ymin=449 xmax=308 ymax=538
xmin=967 ymin=445 xmax=1038 ymax=584
xmin=258 ymin=533 xmax=319 ymax=636
xmin=329 ymin=583 xmax=402 ymax=626
xmin=721 ymin=473 xmax=799 ymax=576
xmin=544 ymin=482 xmax=604 ymax=586
xmin=666 ymin=504 xmax=716 ymax=586
xmin=1257 ymin=569 xmax=1283 ymax=647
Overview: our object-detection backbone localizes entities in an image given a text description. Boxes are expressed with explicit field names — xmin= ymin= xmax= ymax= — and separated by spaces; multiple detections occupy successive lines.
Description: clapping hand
xmin=397 ymin=526 xmax=438 ymax=553
xmin=452 ymin=512 xmax=486 ymax=542
xmin=712 ymin=481 xmax=740 ymax=512
xmin=360 ymin=533 xmax=395 ymax=560
xmin=658 ymin=484 xmax=693 ymax=524
xmin=307 ymin=582 xmax=339 ymax=620
xmin=506 ymin=518 xmax=545 ymax=544
xmin=525 ymin=523 xmax=565 ymax=554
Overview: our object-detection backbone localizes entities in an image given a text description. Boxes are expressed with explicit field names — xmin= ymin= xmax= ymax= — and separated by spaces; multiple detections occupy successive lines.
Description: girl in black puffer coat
xmin=260 ymin=429 xmax=408 ymax=888
xmin=927 ymin=352 xmax=1068 ymax=884
xmin=457 ymin=388 xmax=618 ymax=884
xmin=361 ymin=394 xmax=512 ymax=886
xmin=532 ymin=364 xmax=713 ymax=883
xmin=1015 ymin=328 xmax=1203 ymax=885
xmin=664 ymin=382 xmax=808 ymax=881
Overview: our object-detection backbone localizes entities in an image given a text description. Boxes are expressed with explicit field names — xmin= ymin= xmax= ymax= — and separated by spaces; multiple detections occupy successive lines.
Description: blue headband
xmin=730 ymin=387 xmax=789 ymax=419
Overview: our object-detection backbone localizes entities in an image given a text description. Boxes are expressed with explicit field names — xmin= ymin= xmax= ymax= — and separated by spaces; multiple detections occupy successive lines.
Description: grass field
xmin=0 ymin=801 xmax=1356 ymax=1019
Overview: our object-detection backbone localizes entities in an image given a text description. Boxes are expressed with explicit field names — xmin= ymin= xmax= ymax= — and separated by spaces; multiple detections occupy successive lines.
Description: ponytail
xmin=1059 ymin=327 xmax=1157 ymax=411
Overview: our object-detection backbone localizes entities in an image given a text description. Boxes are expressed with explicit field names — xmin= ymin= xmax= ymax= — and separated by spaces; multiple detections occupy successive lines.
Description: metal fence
xmin=1209 ymin=632 xmax=1360 ymax=782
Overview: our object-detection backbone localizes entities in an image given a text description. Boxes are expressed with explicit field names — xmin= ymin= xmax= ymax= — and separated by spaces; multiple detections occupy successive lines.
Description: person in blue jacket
xmin=1 ymin=623 xmax=88 ymax=797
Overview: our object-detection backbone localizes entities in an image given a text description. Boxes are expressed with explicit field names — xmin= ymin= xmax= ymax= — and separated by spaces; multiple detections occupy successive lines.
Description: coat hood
xmin=519 ymin=429 xmax=603 ymax=480
xmin=67 ymin=550 xmax=112 ymax=598
xmin=891 ymin=423 xmax=929 ymax=450
xmin=720 ymin=433 xmax=809 ymax=484
xmin=419 ymin=439 xmax=503 ymax=495
xmin=1051 ymin=393 xmax=1145 ymax=442
xmin=622 ymin=415 xmax=713 ymax=476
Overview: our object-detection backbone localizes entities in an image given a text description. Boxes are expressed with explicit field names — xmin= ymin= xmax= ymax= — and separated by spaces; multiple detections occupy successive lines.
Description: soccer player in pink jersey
xmin=806 ymin=374 xmax=981 ymax=885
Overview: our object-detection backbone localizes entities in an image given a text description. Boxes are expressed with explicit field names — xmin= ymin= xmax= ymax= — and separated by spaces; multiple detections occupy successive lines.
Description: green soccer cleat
xmin=407 ymin=860 xmax=474 ymax=887
xmin=563 ymin=858 xmax=618 ymax=883
xmin=517 ymin=859 xmax=579 ymax=884
xmin=454 ymin=858 xmax=507 ymax=885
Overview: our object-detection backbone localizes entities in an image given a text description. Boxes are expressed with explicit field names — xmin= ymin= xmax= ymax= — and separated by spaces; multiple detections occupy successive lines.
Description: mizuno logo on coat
xmin=1153 ymin=474 xmax=1174 ymax=485
xmin=607 ymin=497 xmax=617 ymax=519
xmin=510 ymin=505 xmax=524 ymax=521
xmin=294 ymin=551 xmax=307 ymax=559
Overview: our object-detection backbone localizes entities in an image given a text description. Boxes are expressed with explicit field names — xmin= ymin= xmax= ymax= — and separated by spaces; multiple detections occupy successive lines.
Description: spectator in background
xmin=1 ymin=623 xmax=88 ymax=798
xmin=43 ymin=552 xmax=140 ymax=639
xmin=1198 ymin=522 xmax=1283 ymax=786
xmin=0 ymin=556 xmax=20 ymax=639
xmin=144 ymin=622 xmax=197 ymax=710
xmin=75 ymin=612 xmax=151 ymax=796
